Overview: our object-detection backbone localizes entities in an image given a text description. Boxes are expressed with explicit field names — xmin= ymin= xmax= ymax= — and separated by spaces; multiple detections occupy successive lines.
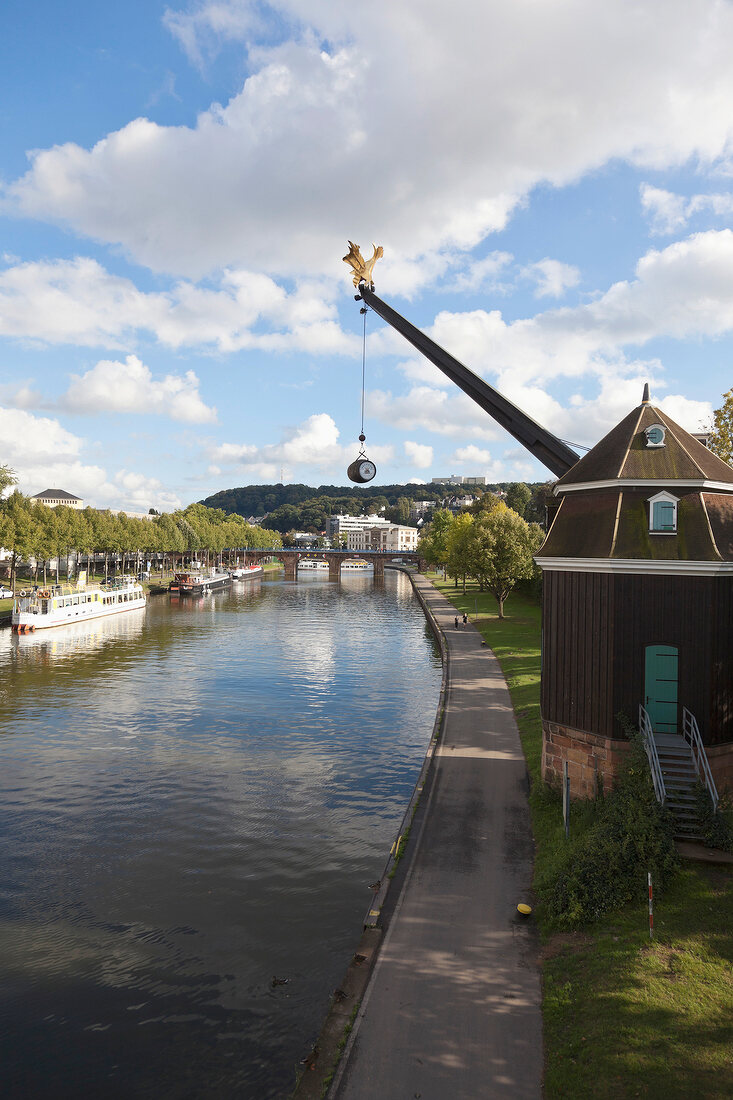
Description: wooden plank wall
xmin=542 ymin=570 xmax=733 ymax=745
xmin=542 ymin=570 xmax=614 ymax=738
xmin=711 ymin=576 xmax=733 ymax=745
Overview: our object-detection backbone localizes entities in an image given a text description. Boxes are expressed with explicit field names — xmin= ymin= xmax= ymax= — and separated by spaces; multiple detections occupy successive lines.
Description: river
xmin=0 ymin=569 xmax=442 ymax=1099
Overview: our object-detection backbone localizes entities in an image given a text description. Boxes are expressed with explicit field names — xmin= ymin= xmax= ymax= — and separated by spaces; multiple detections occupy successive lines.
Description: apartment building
xmin=328 ymin=513 xmax=386 ymax=539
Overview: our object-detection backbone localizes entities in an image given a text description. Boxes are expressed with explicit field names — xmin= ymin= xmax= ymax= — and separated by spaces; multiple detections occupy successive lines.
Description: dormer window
xmin=644 ymin=424 xmax=666 ymax=448
xmin=648 ymin=490 xmax=678 ymax=533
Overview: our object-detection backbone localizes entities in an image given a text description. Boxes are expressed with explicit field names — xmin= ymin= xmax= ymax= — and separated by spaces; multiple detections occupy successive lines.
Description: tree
xmin=445 ymin=513 xmax=475 ymax=592
xmin=0 ymin=465 xmax=18 ymax=497
xmin=471 ymin=508 xmax=544 ymax=618
xmin=505 ymin=482 xmax=532 ymax=518
xmin=418 ymin=508 xmax=454 ymax=569
xmin=708 ymin=389 xmax=733 ymax=465
xmin=1 ymin=493 xmax=34 ymax=588
xmin=386 ymin=496 xmax=412 ymax=524
xmin=469 ymin=491 xmax=504 ymax=516
xmin=525 ymin=481 xmax=556 ymax=527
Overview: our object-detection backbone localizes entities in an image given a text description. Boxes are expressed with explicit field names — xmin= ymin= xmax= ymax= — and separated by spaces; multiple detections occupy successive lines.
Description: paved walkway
xmin=331 ymin=574 xmax=543 ymax=1100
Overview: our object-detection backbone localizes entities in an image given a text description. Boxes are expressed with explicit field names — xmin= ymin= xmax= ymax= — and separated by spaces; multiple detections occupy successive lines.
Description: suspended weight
xmin=347 ymin=456 xmax=377 ymax=484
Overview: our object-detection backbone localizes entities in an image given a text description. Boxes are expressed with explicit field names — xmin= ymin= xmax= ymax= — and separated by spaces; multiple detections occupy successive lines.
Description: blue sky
xmin=2 ymin=0 xmax=733 ymax=511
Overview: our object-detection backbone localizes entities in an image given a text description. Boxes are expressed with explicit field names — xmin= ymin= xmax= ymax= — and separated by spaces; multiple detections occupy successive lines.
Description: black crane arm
xmin=357 ymin=283 xmax=578 ymax=478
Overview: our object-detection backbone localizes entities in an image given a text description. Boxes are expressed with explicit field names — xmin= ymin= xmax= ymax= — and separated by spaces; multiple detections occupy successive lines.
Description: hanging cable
xmin=559 ymin=437 xmax=591 ymax=452
xmin=360 ymin=304 xmax=368 ymax=443
xmin=346 ymin=301 xmax=377 ymax=483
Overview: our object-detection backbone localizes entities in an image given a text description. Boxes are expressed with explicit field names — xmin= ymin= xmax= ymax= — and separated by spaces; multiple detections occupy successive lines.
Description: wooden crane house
xmin=348 ymin=254 xmax=732 ymax=813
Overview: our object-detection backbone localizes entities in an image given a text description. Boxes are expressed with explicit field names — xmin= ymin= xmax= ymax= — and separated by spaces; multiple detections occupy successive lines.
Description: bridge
xmin=242 ymin=548 xmax=424 ymax=581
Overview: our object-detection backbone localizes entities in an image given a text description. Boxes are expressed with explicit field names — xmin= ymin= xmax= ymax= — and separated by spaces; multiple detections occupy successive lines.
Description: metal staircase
xmin=639 ymin=705 xmax=719 ymax=840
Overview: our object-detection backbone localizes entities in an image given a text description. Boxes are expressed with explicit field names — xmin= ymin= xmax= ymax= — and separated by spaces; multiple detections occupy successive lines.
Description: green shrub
xmin=695 ymin=785 xmax=733 ymax=852
xmin=538 ymin=723 xmax=679 ymax=928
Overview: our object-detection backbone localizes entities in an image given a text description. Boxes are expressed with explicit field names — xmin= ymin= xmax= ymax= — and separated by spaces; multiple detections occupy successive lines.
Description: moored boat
xmin=11 ymin=572 xmax=146 ymax=633
xmin=169 ymin=568 xmax=232 ymax=596
xmin=229 ymin=564 xmax=264 ymax=580
xmin=297 ymin=559 xmax=329 ymax=571
xmin=341 ymin=559 xmax=373 ymax=572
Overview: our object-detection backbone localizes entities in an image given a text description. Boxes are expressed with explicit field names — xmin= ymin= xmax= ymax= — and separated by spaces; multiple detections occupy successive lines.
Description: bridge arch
xmin=241 ymin=548 xmax=423 ymax=580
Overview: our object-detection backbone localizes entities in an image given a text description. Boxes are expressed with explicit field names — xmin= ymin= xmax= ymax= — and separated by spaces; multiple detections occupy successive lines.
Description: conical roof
xmin=556 ymin=402 xmax=733 ymax=489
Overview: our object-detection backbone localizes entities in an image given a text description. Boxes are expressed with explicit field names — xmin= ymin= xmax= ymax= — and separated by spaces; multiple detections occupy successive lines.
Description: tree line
xmin=0 ymin=471 xmax=280 ymax=587
xmin=202 ymin=480 xmax=552 ymax=535
xmin=418 ymin=497 xmax=544 ymax=618
xmin=201 ymin=481 xmax=449 ymax=517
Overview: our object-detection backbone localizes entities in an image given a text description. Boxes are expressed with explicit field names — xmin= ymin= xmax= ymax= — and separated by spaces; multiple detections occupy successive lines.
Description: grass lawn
xmin=429 ymin=573 xmax=733 ymax=1099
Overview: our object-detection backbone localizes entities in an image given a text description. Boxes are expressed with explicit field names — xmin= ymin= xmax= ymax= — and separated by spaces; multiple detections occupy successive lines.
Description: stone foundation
xmin=543 ymin=720 xmax=733 ymax=801
xmin=542 ymin=719 xmax=632 ymax=799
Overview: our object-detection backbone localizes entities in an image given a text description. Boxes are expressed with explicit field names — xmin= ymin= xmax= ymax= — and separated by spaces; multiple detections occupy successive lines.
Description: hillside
xmin=200 ymin=483 xmax=448 ymax=516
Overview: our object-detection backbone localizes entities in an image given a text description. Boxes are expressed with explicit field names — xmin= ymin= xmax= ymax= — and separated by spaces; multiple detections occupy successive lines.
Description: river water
xmin=0 ymin=570 xmax=442 ymax=1099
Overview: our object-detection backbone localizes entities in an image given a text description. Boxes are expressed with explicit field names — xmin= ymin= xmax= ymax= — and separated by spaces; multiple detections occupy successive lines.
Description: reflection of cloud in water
xmin=0 ymin=573 xmax=442 ymax=1098
xmin=276 ymin=618 xmax=336 ymax=684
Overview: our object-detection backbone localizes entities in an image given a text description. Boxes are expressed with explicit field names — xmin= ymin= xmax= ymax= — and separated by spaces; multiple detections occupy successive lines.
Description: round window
xmin=644 ymin=424 xmax=666 ymax=447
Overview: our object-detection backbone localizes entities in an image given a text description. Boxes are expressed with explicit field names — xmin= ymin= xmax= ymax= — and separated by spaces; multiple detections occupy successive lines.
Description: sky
xmin=2 ymin=0 xmax=733 ymax=512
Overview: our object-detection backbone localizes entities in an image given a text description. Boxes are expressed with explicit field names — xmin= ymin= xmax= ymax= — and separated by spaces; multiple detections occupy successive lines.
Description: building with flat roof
xmin=328 ymin=513 xmax=387 ymax=539
xmin=430 ymin=475 xmax=486 ymax=486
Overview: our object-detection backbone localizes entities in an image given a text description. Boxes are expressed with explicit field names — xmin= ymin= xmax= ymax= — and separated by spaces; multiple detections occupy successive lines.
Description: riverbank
xmin=427 ymin=577 xmax=733 ymax=1100
xmin=294 ymin=571 xmax=542 ymax=1099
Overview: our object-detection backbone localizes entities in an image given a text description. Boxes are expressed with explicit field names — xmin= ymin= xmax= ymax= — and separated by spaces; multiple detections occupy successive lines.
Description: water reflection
xmin=0 ymin=571 xmax=441 ymax=1099
xmin=6 ymin=607 xmax=147 ymax=662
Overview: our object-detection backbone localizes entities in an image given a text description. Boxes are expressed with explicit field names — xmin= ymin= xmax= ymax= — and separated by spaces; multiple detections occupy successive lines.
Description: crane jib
xmin=357 ymin=284 xmax=578 ymax=479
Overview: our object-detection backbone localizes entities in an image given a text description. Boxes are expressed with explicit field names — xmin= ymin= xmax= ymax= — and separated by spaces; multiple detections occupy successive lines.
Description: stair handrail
xmin=639 ymin=705 xmax=666 ymax=804
xmin=682 ymin=707 xmax=718 ymax=811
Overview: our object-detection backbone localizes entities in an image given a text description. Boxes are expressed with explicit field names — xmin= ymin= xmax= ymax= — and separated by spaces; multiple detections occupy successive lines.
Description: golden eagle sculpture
xmin=343 ymin=241 xmax=383 ymax=289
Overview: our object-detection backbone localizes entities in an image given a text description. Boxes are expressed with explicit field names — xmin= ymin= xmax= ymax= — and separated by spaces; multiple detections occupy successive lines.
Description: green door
xmin=644 ymin=644 xmax=678 ymax=735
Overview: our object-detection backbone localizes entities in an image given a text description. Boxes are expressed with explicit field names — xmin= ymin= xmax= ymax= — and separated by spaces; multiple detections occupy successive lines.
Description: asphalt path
xmin=331 ymin=575 xmax=543 ymax=1100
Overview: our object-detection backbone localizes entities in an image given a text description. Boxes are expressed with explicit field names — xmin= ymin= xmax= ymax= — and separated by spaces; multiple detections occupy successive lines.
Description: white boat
xmin=229 ymin=564 xmax=264 ymax=580
xmin=298 ymin=559 xmax=329 ymax=571
xmin=10 ymin=606 xmax=146 ymax=655
xmin=11 ymin=572 xmax=146 ymax=633
xmin=341 ymin=559 xmax=373 ymax=572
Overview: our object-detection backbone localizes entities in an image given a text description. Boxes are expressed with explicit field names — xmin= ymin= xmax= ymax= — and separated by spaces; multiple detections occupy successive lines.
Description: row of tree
xmin=0 ymin=474 xmax=281 ymax=587
xmin=418 ymin=500 xmax=544 ymax=617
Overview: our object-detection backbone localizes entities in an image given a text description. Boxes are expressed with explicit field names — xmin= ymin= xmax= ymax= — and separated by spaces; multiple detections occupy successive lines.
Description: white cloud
xmin=446 ymin=442 xmax=536 ymax=482
xmin=400 ymin=231 xmax=733 ymax=395
xmin=0 ymin=406 xmax=184 ymax=512
xmin=1 ymin=384 xmax=44 ymax=409
xmin=368 ymin=386 xmax=499 ymax=440
xmin=522 ymin=258 xmax=580 ymax=299
xmin=0 ymin=406 xmax=82 ymax=464
xmin=6 ymin=2 xmax=733 ymax=280
xmin=164 ymin=0 xmax=264 ymax=69
xmin=452 ymin=444 xmax=494 ymax=465
xmin=207 ymin=411 xmax=396 ymax=482
xmin=641 ymin=183 xmax=733 ymax=235
xmin=61 ymin=355 xmax=217 ymax=423
xmin=403 ymin=441 xmax=433 ymax=468
xmin=112 ymin=469 xmax=183 ymax=512
xmin=444 ymin=251 xmax=514 ymax=294
xmin=640 ymin=185 xmax=689 ymax=235
xmin=367 ymin=231 xmax=729 ymax=451
xmin=0 ymin=258 xmax=353 ymax=354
